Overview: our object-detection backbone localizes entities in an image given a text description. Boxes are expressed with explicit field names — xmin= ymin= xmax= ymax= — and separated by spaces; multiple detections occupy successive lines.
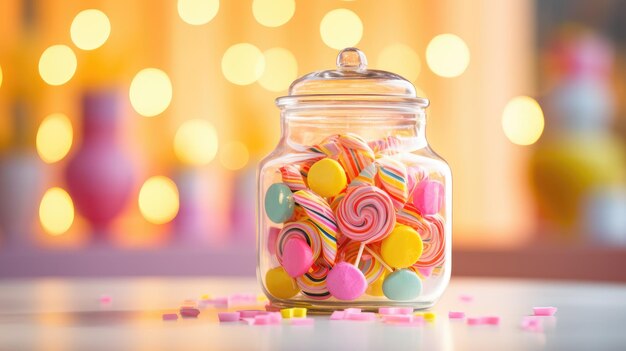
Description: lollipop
xmin=310 ymin=134 xmax=341 ymax=157
xmin=413 ymin=214 xmax=445 ymax=268
xmin=280 ymin=164 xmax=307 ymax=191
xmin=376 ymin=158 xmax=409 ymax=210
xmin=339 ymin=241 xmax=385 ymax=284
xmin=293 ymin=189 xmax=338 ymax=266
xmin=336 ymin=134 xmax=376 ymax=181
xmin=368 ymin=136 xmax=401 ymax=155
xmin=396 ymin=202 xmax=432 ymax=234
xmin=276 ymin=221 xmax=322 ymax=277
xmin=296 ymin=265 xmax=331 ymax=300
xmin=336 ymin=185 xmax=396 ymax=244
xmin=349 ymin=163 xmax=377 ymax=188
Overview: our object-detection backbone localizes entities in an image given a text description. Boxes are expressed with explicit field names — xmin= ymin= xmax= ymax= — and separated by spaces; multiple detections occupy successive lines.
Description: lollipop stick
xmin=363 ymin=245 xmax=393 ymax=272
xmin=354 ymin=243 xmax=365 ymax=266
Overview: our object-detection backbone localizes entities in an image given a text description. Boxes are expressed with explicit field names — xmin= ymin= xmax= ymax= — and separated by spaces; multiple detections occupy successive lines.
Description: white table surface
xmin=0 ymin=277 xmax=624 ymax=351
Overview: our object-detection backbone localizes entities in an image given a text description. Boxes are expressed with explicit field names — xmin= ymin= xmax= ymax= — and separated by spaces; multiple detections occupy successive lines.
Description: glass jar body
xmin=257 ymin=104 xmax=451 ymax=311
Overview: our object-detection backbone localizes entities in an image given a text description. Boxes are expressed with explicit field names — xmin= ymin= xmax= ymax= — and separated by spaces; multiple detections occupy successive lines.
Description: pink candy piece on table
xmin=218 ymin=312 xmax=241 ymax=322
xmin=346 ymin=312 xmax=376 ymax=321
xmin=330 ymin=311 xmax=345 ymax=320
xmin=378 ymin=307 xmax=414 ymax=315
xmin=238 ymin=310 xmax=266 ymax=318
xmin=521 ymin=316 xmax=543 ymax=332
xmin=412 ymin=179 xmax=444 ymax=215
xmin=281 ymin=237 xmax=314 ymax=278
xmin=383 ymin=315 xmax=413 ymax=323
xmin=533 ymin=307 xmax=557 ymax=316
xmin=162 ymin=313 xmax=178 ymax=321
xmin=180 ymin=307 xmax=200 ymax=318
xmin=291 ymin=318 xmax=315 ymax=326
xmin=448 ymin=311 xmax=465 ymax=319
xmin=467 ymin=316 xmax=500 ymax=326
xmin=326 ymin=262 xmax=367 ymax=301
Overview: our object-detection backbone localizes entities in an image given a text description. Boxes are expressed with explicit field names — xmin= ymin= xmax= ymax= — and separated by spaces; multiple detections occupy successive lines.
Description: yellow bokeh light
xmin=221 ymin=43 xmax=265 ymax=85
xmin=425 ymin=33 xmax=470 ymax=78
xmin=501 ymin=96 xmax=545 ymax=146
xmin=129 ymin=68 xmax=173 ymax=117
xmin=36 ymin=113 xmax=73 ymax=164
xmin=39 ymin=187 xmax=74 ymax=236
xmin=177 ymin=0 xmax=219 ymax=25
xmin=252 ymin=0 xmax=295 ymax=27
xmin=174 ymin=119 xmax=219 ymax=166
xmin=219 ymin=141 xmax=250 ymax=171
xmin=70 ymin=9 xmax=111 ymax=51
xmin=258 ymin=48 xmax=298 ymax=92
xmin=138 ymin=176 xmax=180 ymax=225
xmin=376 ymin=43 xmax=421 ymax=82
xmin=320 ymin=9 xmax=363 ymax=50
xmin=38 ymin=45 xmax=77 ymax=86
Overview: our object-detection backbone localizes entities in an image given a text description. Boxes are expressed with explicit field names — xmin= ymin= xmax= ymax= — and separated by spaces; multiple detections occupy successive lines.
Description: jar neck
xmin=280 ymin=108 xmax=427 ymax=153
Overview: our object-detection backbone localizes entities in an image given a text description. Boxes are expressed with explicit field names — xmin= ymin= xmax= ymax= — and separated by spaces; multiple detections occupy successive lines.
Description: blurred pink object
xmin=99 ymin=294 xmax=112 ymax=304
xmin=521 ymin=316 xmax=543 ymax=332
xmin=65 ymin=91 xmax=134 ymax=237
xmin=533 ymin=306 xmax=557 ymax=316
xmin=290 ymin=317 xmax=314 ymax=326
xmin=448 ymin=311 xmax=465 ymax=319
xmin=459 ymin=294 xmax=474 ymax=302
xmin=162 ymin=313 xmax=178 ymax=321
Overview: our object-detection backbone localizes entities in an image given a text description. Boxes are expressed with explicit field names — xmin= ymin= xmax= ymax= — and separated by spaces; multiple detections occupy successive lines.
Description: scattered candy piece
xmin=238 ymin=310 xmax=266 ymax=318
xmin=253 ymin=315 xmax=272 ymax=325
xmin=396 ymin=307 xmax=414 ymax=315
xmin=292 ymin=308 xmax=307 ymax=318
xmin=330 ymin=311 xmax=345 ymax=320
xmin=241 ymin=318 xmax=255 ymax=325
xmin=424 ymin=312 xmax=436 ymax=322
xmin=459 ymin=294 xmax=474 ymax=302
xmin=218 ymin=312 xmax=241 ymax=322
xmin=521 ymin=316 xmax=543 ymax=332
xmin=467 ymin=317 xmax=483 ymax=326
xmin=466 ymin=316 xmax=500 ymax=326
xmin=180 ymin=307 xmax=200 ymax=318
xmin=290 ymin=317 xmax=315 ymax=326
xmin=280 ymin=308 xmax=294 ymax=319
xmin=448 ymin=311 xmax=465 ymax=319
xmin=200 ymin=294 xmax=212 ymax=300
xmin=162 ymin=313 xmax=178 ymax=321
xmin=533 ymin=307 xmax=557 ymax=316
xmin=267 ymin=312 xmax=282 ymax=324
xmin=484 ymin=316 xmax=500 ymax=325
xmin=383 ymin=315 xmax=413 ymax=323
xmin=346 ymin=312 xmax=377 ymax=321
xmin=379 ymin=307 xmax=398 ymax=315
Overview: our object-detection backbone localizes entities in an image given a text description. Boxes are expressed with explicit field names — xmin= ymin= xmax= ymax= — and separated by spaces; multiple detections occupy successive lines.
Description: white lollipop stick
xmin=363 ymin=245 xmax=393 ymax=272
xmin=354 ymin=243 xmax=365 ymax=266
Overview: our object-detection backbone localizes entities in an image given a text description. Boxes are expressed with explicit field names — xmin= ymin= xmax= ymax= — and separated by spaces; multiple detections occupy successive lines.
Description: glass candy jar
xmin=257 ymin=48 xmax=451 ymax=311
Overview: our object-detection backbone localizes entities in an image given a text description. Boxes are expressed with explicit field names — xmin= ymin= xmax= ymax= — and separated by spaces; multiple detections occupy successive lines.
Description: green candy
xmin=382 ymin=269 xmax=422 ymax=301
xmin=264 ymin=183 xmax=295 ymax=223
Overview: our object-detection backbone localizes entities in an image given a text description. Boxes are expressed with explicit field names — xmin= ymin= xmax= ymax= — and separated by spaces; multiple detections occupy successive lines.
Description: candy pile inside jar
xmin=263 ymin=133 xmax=446 ymax=302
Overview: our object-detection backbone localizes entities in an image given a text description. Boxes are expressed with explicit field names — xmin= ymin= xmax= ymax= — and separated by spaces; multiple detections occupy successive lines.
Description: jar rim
xmin=275 ymin=94 xmax=430 ymax=109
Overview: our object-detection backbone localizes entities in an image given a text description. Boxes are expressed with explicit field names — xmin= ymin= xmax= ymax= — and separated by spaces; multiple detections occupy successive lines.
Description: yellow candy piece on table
xmin=292 ymin=307 xmax=307 ymax=318
xmin=265 ymin=266 xmax=301 ymax=299
xmin=424 ymin=312 xmax=436 ymax=321
xmin=281 ymin=308 xmax=294 ymax=319
xmin=307 ymin=158 xmax=347 ymax=198
xmin=366 ymin=271 xmax=386 ymax=296
xmin=200 ymin=294 xmax=211 ymax=300
xmin=257 ymin=294 xmax=269 ymax=302
xmin=381 ymin=225 xmax=423 ymax=269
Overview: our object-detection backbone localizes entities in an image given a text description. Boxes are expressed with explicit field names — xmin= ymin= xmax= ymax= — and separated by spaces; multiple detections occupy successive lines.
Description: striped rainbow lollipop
xmin=396 ymin=202 xmax=432 ymax=234
xmin=349 ymin=163 xmax=377 ymax=188
xmin=293 ymin=189 xmax=338 ymax=267
xmin=336 ymin=134 xmax=375 ymax=181
xmin=368 ymin=136 xmax=401 ymax=156
xmin=413 ymin=214 xmax=445 ymax=268
xmin=276 ymin=220 xmax=322 ymax=266
xmin=309 ymin=134 xmax=341 ymax=157
xmin=339 ymin=241 xmax=385 ymax=284
xmin=280 ymin=164 xmax=307 ymax=191
xmin=375 ymin=158 xmax=409 ymax=210
xmin=336 ymin=185 xmax=396 ymax=244
xmin=296 ymin=265 xmax=331 ymax=300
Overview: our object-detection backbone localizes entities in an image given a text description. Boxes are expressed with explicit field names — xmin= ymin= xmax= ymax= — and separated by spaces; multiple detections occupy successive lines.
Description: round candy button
xmin=382 ymin=269 xmax=422 ymax=301
xmin=264 ymin=183 xmax=295 ymax=223
xmin=381 ymin=225 xmax=423 ymax=269
xmin=307 ymin=158 xmax=347 ymax=198
xmin=326 ymin=262 xmax=367 ymax=301
xmin=265 ymin=266 xmax=300 ymax=299
xmin=281 ymin=237 xmax=314 ymax=278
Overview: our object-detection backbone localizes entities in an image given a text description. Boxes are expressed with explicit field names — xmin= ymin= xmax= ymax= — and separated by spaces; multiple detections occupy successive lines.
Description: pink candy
xmin=533 ymin=307 xmax=557 ymax=316
xmin=218 ymin=312 xmax=241 ymax=322
xmin=162 ymin=313 xmax=178 ymax=321
xmin=378 ymin=307 xmax=414 ymax=315
xmin=290 ymin=318 xmax=315 ymax=326
xmin=467 ymin=316 xmax=500 ymax=326
xmin=180 ymin=307 xmax=200 ymax=318
xmin=330 ymin=311 xmax=345 ymax=320
xmin=521 ymin=316 xmax=543 ymax=332
xmin=382 ymin=315 xmax=413 ymax=323
xmin=412 ymin=179 xmax=444 ymax=215
xmin=346 ymin=312 xmax=376 ymax=321
xmin=238 ymin=310 xmax=266 ymax=318
xmin=326 ymin=262 xmax=367 ymax=301
xmin=448 ymin=311 xmax=465 ymax=319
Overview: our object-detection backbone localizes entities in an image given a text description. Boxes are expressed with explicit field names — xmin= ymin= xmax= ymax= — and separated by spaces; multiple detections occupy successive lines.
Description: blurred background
xmin=0 ymin=0 xmax=624 ymax=281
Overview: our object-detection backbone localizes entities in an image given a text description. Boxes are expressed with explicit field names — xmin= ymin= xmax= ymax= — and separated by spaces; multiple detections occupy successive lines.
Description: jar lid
xmin=276 ymin=48 xmax=429 ymax=108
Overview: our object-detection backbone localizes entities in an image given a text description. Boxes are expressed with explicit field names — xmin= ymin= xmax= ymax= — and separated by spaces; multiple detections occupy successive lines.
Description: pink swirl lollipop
xmin=336 ymin=185 xmax=396 ymax=244
xmin=296 ymin=264 xmax=331 ymax=300
xmin=276 ymin=220 xmax=322 ymax=266
xmin=293 ymin=190 xmax=338 ymax=267
xmin=280 ymin=164 xmax=307 ymax=191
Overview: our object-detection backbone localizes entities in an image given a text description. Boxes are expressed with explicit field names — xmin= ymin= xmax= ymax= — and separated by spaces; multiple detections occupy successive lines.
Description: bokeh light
xmin=36 ymin=113 xmax=73 ymax=164
xmin=0 ymin=64 xmax=3 ymax=88
xmin=70 ymin=9 xmax=111 ymax=50
xmin=174 ymin=119 xmax=219 ymax=166
xmin=320 ymin=9 xmax=363 ymax=50
xmin=39 ymin=187 xmax=74 ymax=236
xmin=258 ymin=48 xmax=298 ymax=92
xmin=177 ymin=0 xmax=219 ymax=26
xmin=502 ymin=96 xmax=545 ymax=146
xmin=252 ymin=0 xmax=295 ymax=27
xmin=38 ymin=45 xmax=77 ymax=86
xmin=221 ymin=43 xmax=265 ymax=85
xmin=376 ymin=43 xmax=421 ymax=81
xmin=219 ymin=141 xmax=250 ymax=171
xmin=138 ymin=176 xmax=180 ymax=225
xmin=425 ymin=33 xmax=470 ymax=78
xmin=129 ymin=68 xmax=173 ymax=117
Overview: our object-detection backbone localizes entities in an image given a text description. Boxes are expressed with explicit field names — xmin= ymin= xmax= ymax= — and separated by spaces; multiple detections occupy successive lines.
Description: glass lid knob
xmin=336 ymin=47 xmax=368 ymax=72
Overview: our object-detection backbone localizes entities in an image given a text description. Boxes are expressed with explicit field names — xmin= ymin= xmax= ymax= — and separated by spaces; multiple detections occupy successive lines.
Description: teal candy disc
xmin=382 ymin=269 xmax=422 ymax=301
xmin=265 ymin=183 xmax=295 ymax=223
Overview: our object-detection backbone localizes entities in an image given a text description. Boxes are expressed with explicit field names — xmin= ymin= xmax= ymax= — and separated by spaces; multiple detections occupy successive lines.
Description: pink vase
xmin=65 ymin=91 xmax=134 ymax=238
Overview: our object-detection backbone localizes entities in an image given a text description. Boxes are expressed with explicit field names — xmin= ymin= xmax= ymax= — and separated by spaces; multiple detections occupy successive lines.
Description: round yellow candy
xmin=307 ymin=158 xmax=347 ymax=198
xmin=381 ymin=225 xmax=423 ymax=269
xmin=265 ymin=266 xmax=300 ymax=299
xmin=366 ymin=271 xmax=386 ymax=297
